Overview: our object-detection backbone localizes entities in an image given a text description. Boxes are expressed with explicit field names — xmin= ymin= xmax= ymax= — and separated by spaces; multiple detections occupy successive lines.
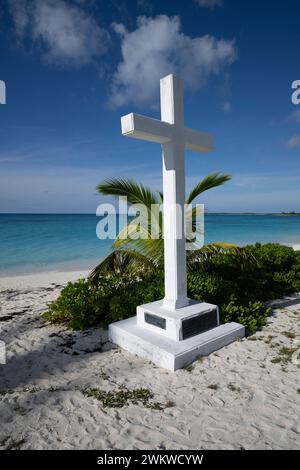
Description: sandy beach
xmin=0 ymin=269 xmax=299 ymax=450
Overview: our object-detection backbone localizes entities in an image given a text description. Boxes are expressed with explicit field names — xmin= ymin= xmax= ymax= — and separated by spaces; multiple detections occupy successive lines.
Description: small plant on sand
xmin=228 ymin=383 xmax=241 ymax=392
xmin=208 ymin=384 xmax=219 ymax=390
xmin=282 ymin=331 xmax=296 ymax=339
xmin=271 ymin=346 xmax=298 ymax=365
xmin=184 ymin=364 xmax=195 ymax=373
xmin=82 ymin=387 xmax=153 ymax=408
xmin=144 ymin=399 xmax=175 ymax=410
xmin=82 ymin=387 xmax=172 ymax=410
xmin=0 ymin=389 xmax=14 ymax=396
xmin=270 ymin=357 xmax=282 ymax=364
xmin=0 ymin=437 xmax=26 ymax=450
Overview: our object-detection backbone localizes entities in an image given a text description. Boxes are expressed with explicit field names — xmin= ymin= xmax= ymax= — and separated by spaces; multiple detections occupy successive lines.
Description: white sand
xmin=0 ymin=270 xmax=299 ymax=450
xmin=0 ymin=270 xmax=89 ymax=290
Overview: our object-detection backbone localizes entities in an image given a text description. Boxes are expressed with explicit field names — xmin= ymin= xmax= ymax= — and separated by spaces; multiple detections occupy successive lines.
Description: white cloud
xmin=9 ymin=0 xmax=109 ymax=67
xmin=196 ymin=0 xmax=223 ymax=10
xmin=110 ymin=15 xmax=236 ymax=107
xmin=286 ymin=135 xmax=300 ymax=149
xmin=222 ymin=101 xmax=231 ymax=112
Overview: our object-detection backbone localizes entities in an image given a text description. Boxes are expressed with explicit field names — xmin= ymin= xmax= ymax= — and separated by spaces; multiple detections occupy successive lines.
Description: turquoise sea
xmin=0 ymin=213 xmax=300 ymax=276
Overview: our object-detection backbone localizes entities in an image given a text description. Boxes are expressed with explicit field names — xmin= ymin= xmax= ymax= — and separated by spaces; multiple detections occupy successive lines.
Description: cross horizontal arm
xmin=184 ymin=127 xmax=214 ymax=153
xmin=121 ymin=113 xmax=174 ymax=144
xmin=121 ymin=112 xmax=214 ymax=153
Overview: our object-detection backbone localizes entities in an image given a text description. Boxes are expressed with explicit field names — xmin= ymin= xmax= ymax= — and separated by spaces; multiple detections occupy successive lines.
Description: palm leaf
xmin=89 ymin=249 xmax=155 ymax=283
xmin=92 ymin=173 xmax=234 ymax=277
xmin=186 ymin=172 xmax=231 ymax=204
xmin=97 ymin=178 xmax=159 ymax=208
xmin=187 ymin=242 xmax=252 ymax=271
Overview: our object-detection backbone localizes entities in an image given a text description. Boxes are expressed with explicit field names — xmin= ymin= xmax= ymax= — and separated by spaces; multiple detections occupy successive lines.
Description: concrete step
xmin=109 ymin=317 xmax=245 ymax=371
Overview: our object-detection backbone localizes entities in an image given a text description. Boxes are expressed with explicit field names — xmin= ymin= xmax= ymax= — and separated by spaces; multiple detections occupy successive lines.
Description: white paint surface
xmin=109 ymin=318 xmax=245 ymax=371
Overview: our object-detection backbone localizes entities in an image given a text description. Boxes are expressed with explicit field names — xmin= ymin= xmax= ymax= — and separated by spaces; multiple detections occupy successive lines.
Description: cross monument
xmin=109 ymin=75 xmax=245 ymax=371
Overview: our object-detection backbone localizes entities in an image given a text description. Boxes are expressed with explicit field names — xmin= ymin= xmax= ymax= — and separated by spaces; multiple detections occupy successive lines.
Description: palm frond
xmin=93 ymin=174 xmax=234 ymax=277
xmin=157 ymin=190 xmax=163 ymax=203
xmin=186 ymin=172 xmax=231 ymax=204
xmin=114 ymin=221 xmax=150 ymax=245
xmin=89 ymin=249 xmax=155 ymax=282
xmin=97 ymin=178 xmax=159 ymax=208
xmin=187 ymin=242 xmax=252 ymax=271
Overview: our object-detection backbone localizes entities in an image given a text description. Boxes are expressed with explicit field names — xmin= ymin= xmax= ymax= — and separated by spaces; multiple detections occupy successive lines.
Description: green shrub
xmin=43 ymin=279 xmax=102 ymax=329
xmin=44 ymin=243 xmax=300 ymax=333
xmin=246 ymin=243 xmax=296 ymax=272
xmin=43 ymin=274 xmax=142 ymax=330
xmin=221 ymin=296 xmax=270 ymax=333
xmin=187 ymin=273 xmax=238 ymax=306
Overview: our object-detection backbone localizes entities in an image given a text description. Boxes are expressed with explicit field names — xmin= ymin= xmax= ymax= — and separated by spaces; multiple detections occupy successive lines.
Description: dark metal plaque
xmin=182 ymin=309 xmax=218 ymax=340
xmin=144 ymin=313 xmax=166 ymax=330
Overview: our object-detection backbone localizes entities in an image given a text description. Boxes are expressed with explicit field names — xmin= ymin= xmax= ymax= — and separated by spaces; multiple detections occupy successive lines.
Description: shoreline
xmin=0 ymin=270 xmax=89 ymax=290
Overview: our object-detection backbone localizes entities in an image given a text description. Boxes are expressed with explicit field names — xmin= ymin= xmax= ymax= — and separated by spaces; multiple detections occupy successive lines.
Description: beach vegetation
xmin=183 ymin=364 xmax=195 ymax=372
xmin=221 ymin=297 xmax=270 ymax=333
xmin=44 ymin=242 xmax=300 ymax=333
xmin=82 ymin=387 xmax=172 ymax=410
xmin=82 ymin=387 xmax=153 ymax=408
xmin=0 ymin=389 xmax=14 ymax=396
xmin=282 ymin=331 xmax=296 ymax=339
xmin=207 ymin=384 xmax=219 ymax=390
xmin=0 ymin=438 xmax=26 ymax=450
xmin=270 ymin=345 xmax=298 ymax=365
xmin=227 ymin=383 xmax=241 ymax=392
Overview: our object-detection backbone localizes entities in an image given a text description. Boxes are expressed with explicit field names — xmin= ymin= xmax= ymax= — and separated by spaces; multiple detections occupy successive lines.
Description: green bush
xmin=187 ymin=273 xmax=238 ymax=306
xmin=221 ymin=296 xmax=270 ymax=333
xmin=246 ymin=243 xmax=296 ymax=272
xmin=44 ymin=243 xmax=300 ymax=333
xmin=43 ymin=274 xmax=142 ymax=330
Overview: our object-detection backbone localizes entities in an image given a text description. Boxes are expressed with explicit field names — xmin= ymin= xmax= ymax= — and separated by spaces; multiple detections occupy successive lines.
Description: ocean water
xmin=0 ymin=213 xmax=300 ymax=276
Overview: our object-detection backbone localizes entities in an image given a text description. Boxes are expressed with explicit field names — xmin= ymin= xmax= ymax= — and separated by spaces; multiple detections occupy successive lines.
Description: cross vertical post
xmin=160 ymin=75 xmax=188 ymax=310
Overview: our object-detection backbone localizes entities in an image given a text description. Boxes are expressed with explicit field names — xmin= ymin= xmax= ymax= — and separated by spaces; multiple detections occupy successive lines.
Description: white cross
xmin=121 ymin=74 xmax=213 ymax=311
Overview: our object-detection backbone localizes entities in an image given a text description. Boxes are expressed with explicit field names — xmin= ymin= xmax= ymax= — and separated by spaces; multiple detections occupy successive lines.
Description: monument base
xmin=137 ymin=300 xmax=219 ymax=341
xmin=109 ymin=317 xmax=245 ymax=371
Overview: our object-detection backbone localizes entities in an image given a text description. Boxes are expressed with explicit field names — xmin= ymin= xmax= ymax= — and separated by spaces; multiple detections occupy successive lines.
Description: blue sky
xmin=0 ymin=0 xmax=300 ymax=213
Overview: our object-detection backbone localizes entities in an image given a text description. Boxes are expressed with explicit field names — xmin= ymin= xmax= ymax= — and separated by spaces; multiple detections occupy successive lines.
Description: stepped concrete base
xmin=109 ymin=317 xmax=245 ymax=371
